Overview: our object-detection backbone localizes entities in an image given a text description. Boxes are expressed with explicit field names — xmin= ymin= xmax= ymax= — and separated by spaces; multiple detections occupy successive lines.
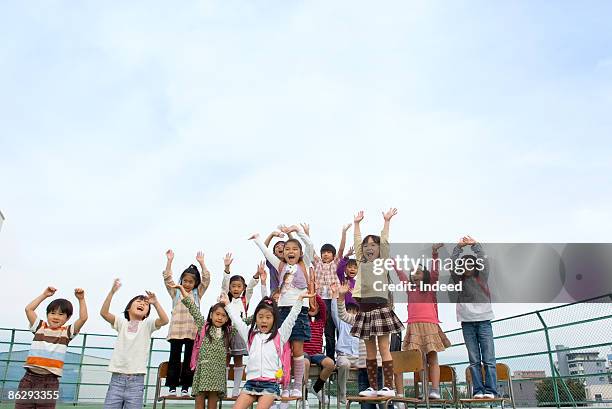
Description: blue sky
xmin=1 ymin=1 xmax=612 ymax=344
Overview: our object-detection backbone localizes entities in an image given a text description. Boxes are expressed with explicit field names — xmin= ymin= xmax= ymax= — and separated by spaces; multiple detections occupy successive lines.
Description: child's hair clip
xmin=263 ymin=299 xmax=273 ymax=305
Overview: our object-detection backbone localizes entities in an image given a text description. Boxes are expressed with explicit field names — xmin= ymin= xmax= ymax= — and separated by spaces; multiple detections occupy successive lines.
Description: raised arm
xmin=245 ymin=274 xmax=259 ymax=303
xmin=258 ymin=262 xmax=269 ymax=298
xmin=146 ymin=291 xmax=169 ymax=330
xmin=163 ymin=249 xmax=177 ymax=298
xmin=264 ymin=230 xmax=285 ymax=247
xmin=221 ymin=293 xmax=250 ymax=342
xmin=380 ymin=208 xmax=397 ymax=260
xmin=221 ymin=252 xmax=234 ymax=292
xmin=25 ymin=287 xmax=57 ymax=327
xmin=293 ymin=224 xmax=315 ymax=266
xmin=336 ymin=256 xmax=349 ymax=283
xmin=336 ymin=282 xmax=356 ymax=325
xmin=450 ymin=239 xmax=466 ymax=283
xmin=196 ymin=251 xmax=211 ymax=294
xmin=100 ymin=279 xmax=121 ymax=325
xmin=353 ymin=211 xmax=364 ymax=262
xmin=337 ymin=223 xmax=351 ymax=261
xmin=430 ymin=243 xmax=443 ymax=283
xmin=72 ymin=288 xmax=88 ymax=334
xmin=250 ymin=233 xmax=281 ymax=270
xmin=468 ymin=236 xmax=490 ymax=281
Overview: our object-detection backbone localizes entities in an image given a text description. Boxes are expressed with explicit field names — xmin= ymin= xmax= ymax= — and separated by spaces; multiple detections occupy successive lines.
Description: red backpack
xmin=247 ymin=331 xmax=292 ymax=386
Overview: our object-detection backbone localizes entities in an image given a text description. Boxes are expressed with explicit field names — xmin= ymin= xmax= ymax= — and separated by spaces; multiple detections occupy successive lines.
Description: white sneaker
xmin=473 ymin=393 xmax=485 ymax=399
xmin=428 ymin=391 xmax=440 ymax=400
xmin=377 ymin=387 xmax=396 ymax=397
xmin=180 ymin=389 xmax=190 ymax=397
xmin=359 ymin=387 xmax=378 ymax=397
xmin=303 ymin=401 xmax=310 ymax=409
xmin=290 ymin=388 xmax=303 ymax=398
xmin=394 ymin=403 xmax=406 ymax=409
xmin=167 ymin=388 xmax=177 ymax=396
xmin=281 ymin=389 xmax=290 ymax=398
xmin=483 ymin=393 xmax=496 ymax=399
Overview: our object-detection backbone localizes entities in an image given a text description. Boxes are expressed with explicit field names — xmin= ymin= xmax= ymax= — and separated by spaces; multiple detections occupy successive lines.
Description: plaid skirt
xmin=350 ymin=306 xmax=404 ymax=339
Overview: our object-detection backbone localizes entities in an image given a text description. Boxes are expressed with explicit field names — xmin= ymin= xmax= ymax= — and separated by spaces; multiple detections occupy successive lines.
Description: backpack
xmin=173 ymin=287 xmax=200 ymax=310
xmin=247 ymin=331 xmax=292 ymax=386
xmin=190 ymin=322 xmax=208 ymax=371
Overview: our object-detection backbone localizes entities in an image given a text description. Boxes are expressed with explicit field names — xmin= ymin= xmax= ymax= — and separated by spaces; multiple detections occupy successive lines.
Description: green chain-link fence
xmin=1 ymin=294 xmax=610 ymax=407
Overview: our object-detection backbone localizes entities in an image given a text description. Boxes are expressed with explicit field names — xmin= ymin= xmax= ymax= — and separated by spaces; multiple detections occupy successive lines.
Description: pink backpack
xmin=190 ymin=323 xmax=209 ymax=371
xmin=248 ymin=331 xmax=292 ymax=386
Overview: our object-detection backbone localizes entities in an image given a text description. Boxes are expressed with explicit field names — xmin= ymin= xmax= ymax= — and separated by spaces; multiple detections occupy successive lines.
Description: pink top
xmin=395 ymin=251 xmax=440 ymax=324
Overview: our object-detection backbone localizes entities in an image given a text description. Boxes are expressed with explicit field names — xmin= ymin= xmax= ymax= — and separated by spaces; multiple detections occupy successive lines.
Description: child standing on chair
xmin=450 ymin=236 xmax=497 ymax=399
xmin=221 ymin=290 xmax=314 ymax=409
xmin=172 ymin=284 xmax=234 ymax=409
xmin=162 ymin=249 xmax=210 ymax=396
xmin=351 ymin=209 xmax=404 ymax=398
xmin=250 ymin=224 xmax=314 ymax=399
xmin=394 ymin=243 xmax=451 ymax=400
xmin=222 ymin=252 xmax=263 ymax=397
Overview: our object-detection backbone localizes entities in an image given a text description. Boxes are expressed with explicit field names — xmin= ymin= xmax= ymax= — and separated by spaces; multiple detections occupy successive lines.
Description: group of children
xmin=15 ymin=208 xmax=498 ymax=409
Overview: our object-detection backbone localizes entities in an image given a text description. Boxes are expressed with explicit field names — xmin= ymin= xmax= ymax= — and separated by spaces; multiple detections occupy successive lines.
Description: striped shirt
xmin=303 ymin=295 xmax=326 ymax=356
xmin=164 ymin=267 xmax=211 ymax=340
xmin=25 ymin=318 xmax=77 ymax=376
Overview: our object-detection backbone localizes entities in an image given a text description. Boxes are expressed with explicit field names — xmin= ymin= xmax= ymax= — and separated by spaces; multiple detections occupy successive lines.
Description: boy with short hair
xmin=16 ymin=286 xmax=88 ymax=409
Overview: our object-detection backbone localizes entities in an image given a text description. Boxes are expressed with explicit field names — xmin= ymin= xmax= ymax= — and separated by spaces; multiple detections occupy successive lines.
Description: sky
xmin=1 ymin=0 xmax=612 ymax=352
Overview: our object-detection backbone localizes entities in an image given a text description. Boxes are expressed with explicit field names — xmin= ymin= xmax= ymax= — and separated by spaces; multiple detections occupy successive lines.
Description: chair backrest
xmin=391 ymin=350 xmax=423 ymax=374
xmin=158 ymin=361 xmax=169 ymax=379
xmin=465 ymin=363 xmax=511 ymax=384
xmin=414 ymin=365 xmax=455 ymax=383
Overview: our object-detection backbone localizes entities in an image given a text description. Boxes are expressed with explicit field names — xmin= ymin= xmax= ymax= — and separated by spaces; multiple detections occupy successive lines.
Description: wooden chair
xmin=459 ymin=363 xmax=515 ymax=409
xmin=346 ymin=351 xmax=426 ymax=409
xmin=153 ymin=362 xmax=194 ymax=409
xmin=414 ymin=365 xmax=458 ymax=408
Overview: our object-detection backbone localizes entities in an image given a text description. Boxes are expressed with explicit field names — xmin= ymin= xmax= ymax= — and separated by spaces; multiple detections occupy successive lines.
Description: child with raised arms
xmin=222 ymin=253 xmax=266 ymax=397
xmin=351 ymin=209 xmax=404 ymax=397
xmin=394 ymin=243 xmax=451 ymax=399
xmin=220 ymin=290 xmax=315 ymax=409
xmin=16 ymin=286 xmax=88 ymax=409
xmin=100 ymin=279 xmax=169 ymax=409
xmin=250 ymin=224 xmax=314 ymax=398
xmin=162 ymin=249 xmax=211 ymax=396
xmin=171 ymin=283 xmax=234 ymax=409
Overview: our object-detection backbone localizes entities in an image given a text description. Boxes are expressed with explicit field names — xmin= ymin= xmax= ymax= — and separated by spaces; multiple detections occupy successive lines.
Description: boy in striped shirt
xmin=16 ymin=286 xmax=88 ymax=409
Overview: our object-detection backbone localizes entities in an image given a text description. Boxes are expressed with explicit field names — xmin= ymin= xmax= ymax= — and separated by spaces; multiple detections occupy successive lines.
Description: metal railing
xmin=1 ymin=294 xmax=610 ymax=407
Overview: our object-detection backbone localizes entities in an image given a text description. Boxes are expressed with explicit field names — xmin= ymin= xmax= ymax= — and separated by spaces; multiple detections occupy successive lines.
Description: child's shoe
xmin=359 ymin=387 xmax=378 ymax=397
xmin=168 ymin=388 xmax=177 ymax=396
xmin=377 ymin=387 xmax=396 ymax=397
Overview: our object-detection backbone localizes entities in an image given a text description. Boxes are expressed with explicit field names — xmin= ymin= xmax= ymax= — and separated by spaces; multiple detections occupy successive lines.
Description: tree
xmin=536 ymin=378 xmax=586 ymax=407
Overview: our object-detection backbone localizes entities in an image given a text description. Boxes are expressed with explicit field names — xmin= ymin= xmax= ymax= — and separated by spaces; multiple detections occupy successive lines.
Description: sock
xmin=313 ymin=377 xmax=325 ymax=393
xmin=292 ymin=356 xmax=305 ymax=391
xmin=232 ymin=366 xmax=244 ymax=396
xmin=382 ymin=360 xmax=395 ymax=389
xmin=366 ymin=359 xmax=378 ymax=390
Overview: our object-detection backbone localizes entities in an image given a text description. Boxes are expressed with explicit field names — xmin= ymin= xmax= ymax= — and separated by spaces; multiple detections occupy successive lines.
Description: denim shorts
xmin=304 ymin=353 xmax=331 ymax=366
xmin=279 ymin=306 xmax=311 ymax=341
xmin=243 ymin=380 xmax=280 ymax=397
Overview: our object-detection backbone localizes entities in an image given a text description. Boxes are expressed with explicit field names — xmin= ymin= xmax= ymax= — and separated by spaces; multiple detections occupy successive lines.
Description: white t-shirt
xmin=456 ymin=303 xmax=495 ymax=322
xmin=108 ymin=316 xmax=158 ymax=374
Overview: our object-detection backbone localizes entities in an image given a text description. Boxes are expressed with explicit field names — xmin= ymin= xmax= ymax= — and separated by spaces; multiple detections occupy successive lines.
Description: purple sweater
xmin=336 ymin=256 xmax=357 ymax=305
xmin=266 ymin=260 xmax=280 ymax=291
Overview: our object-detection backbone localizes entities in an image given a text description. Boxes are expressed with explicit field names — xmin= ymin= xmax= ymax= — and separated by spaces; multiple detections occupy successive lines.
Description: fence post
xmin=536 ymin=311 xmax=560 ymax=408
xmin=0 ymin=329 xmax=16 ymax=401
xmin=143 ymin=338 xmax=154 ymax=406
xmin=74 ymin=333 xmax=87 ymax=405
